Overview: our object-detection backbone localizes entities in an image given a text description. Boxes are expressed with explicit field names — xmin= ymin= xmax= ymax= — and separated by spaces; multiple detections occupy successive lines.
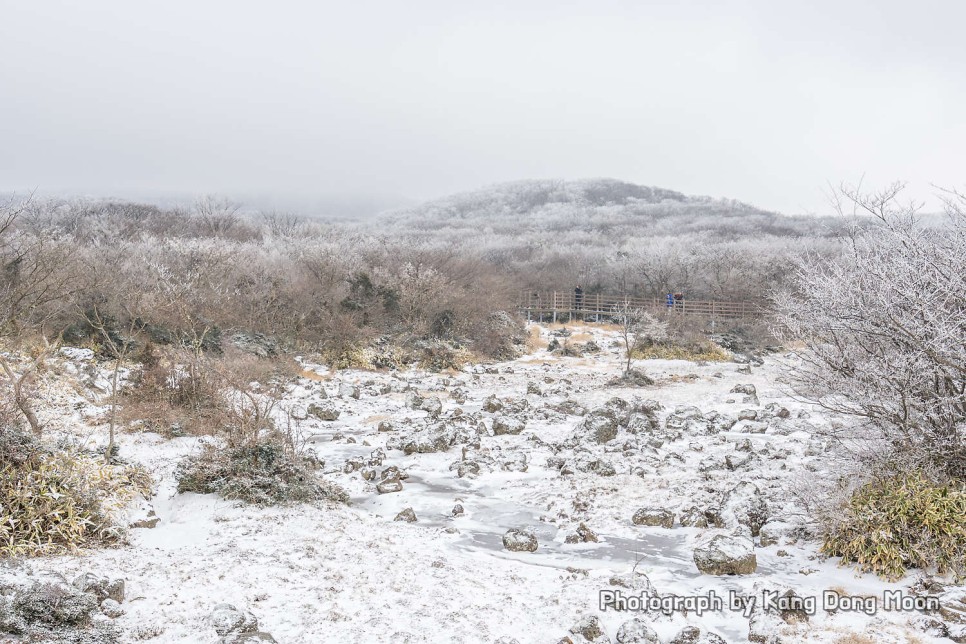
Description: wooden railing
xmin=518 ymin=291 xmax=764 ymax=321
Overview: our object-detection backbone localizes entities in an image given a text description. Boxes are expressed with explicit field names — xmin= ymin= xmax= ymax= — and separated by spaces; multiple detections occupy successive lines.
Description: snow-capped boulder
xmin=569 ymin=614 xmax=609 ymax=642
xmin=564 ymin=522 xmax=599 ymax=544
xmin=668 ymin=626 xmax=727 ymax=643
xmin=693 ymin=534 xmax=757 ymax=575
xmin=678 ymin=506 xmax=709 ymax=528
xmin=721 ymin=481 xmax=769 ymax=536
xmin=72 ymin=573 xmax=124 ymax=604
xmin=376 ymin=470 xmax=403 ymax=494
xmin=394 ymin=508 xmax=417 ymax=523
xmin=209 ymin=604 xmax=258 ymax=637
xmin=580 ymin=412 xmax=620 ymax=444
xmin=758 ymin=520 xmax=800 ymax=547
xmin=493 ymin=416 xmax=525 ymax=436
xmin=419 ymin=396 xmax=443 ymax=418
xmin=338 ymin=382 xmax=360 ymax=399
xmin=615 ymin=618 xmax=659 ymax=643
xmin=307 ymin=403 xmax=339 ymax=421
xmin=632 ymin=508 xmax=674 ymax=528
xmin=607 ymin=570 xmax=656 ymax=595
xmin=502 ymin=529 xmax=538 ymax=552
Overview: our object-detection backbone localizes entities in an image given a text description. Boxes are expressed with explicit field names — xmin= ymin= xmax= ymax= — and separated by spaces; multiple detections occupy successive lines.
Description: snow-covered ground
xmin=12 ymin=323 xmax=966 ymax=643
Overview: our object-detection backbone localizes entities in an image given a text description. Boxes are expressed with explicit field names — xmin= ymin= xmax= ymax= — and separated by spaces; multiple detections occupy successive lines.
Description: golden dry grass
xmin=539 ymin=321 xmax=622 ymax=333
xmin=527 ymin=325 xmax=548 ymax=351
xmin=299 ymin=368 xmax=331 ymax=382
xmin=633 ymin=343 xmax=730 ymax=362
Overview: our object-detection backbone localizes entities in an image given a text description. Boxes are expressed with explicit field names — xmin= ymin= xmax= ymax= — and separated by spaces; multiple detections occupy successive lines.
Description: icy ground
xmin=11 ymin=323 xmax=966 ymax=643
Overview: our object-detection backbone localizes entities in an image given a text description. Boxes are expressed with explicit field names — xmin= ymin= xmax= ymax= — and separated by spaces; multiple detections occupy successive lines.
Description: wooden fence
xmin=518 ymin=291 xmax=763 ymax=322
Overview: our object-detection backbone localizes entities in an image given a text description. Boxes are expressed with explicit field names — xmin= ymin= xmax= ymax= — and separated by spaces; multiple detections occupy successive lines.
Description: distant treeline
xmin=381 ymin=179 xmax=852 ymax=300
xmin=1 ymin=179 xmax=852 ymax=362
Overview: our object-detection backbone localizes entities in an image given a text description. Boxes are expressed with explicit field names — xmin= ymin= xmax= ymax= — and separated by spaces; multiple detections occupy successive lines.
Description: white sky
xmin=1 ymin=0 xmax=963 ymax=215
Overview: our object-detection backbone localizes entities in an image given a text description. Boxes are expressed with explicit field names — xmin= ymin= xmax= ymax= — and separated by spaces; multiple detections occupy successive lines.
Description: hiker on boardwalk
xmin=574 ymin=285 xmax=584 ymax=320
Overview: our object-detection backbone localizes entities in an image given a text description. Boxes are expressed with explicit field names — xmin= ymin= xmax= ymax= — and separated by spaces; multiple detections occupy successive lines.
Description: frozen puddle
xmin=356 ymin=471 xmax=702 ymax=578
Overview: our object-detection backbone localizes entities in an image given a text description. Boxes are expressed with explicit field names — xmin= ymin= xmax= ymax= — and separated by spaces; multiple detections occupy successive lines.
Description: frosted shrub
xmin=175 ymin=432 xmax=348 ymax=506
xmin=775 ymin=185 xmax=966 ymax=479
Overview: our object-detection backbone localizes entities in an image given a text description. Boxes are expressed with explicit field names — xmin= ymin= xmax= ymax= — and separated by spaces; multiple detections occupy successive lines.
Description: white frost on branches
xmin=775 ymin=184 xmax=966 ymax=477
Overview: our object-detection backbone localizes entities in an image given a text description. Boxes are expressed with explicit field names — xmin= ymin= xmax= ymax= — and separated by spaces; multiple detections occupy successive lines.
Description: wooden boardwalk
xmin=518 ymin=291 xmax=763 ymax=322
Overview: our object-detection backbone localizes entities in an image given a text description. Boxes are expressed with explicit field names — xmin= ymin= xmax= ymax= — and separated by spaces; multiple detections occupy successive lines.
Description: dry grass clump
xmin=822 ymin=472 xmax=966 ymax=581
xmin=121 ymin=346 xmax=295 ymax=438
xmin=632 ymin=341 xmax=730 ymax=362
xmin=0 ymin=426 xmax=151 ymax=557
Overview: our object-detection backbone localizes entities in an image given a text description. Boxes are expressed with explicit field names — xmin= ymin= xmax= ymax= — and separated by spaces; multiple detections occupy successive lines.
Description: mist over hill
xmin=381 ymin=179 xmax=843 ymax=239
xmin=378 ymin=179 xmax=848 ymax=299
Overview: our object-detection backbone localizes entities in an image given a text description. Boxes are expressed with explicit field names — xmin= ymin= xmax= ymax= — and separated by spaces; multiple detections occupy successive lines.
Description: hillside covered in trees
xmin=381 ymin=179 xmax=849 ymax=300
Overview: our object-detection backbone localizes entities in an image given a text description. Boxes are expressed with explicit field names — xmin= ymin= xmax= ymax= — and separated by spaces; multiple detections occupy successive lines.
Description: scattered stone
xmin=693 ymin=534 xmax=757 ymax=575
xmin=419 ymin=396 xmax=443 ymax=418
xmin=376 ymin=470 xmax=403 ymax=494
xmin=100 ymin=598 xmax=124 ymax=618
xmin=758 ymin=520 xmax=799 ymax=547
xmin=725 ymin=452 xmax=754 ymax=471
xmin=569 ymin=615 xmax=608 ymax=642
xmin=721 ymin=481 xmax=769 ymax=536
xmin=678 ymin=506 xmax=709 ymax=528
xmin=502 ymin=528 xmax=538 ymax=553
xmin=632 ymin=508 xmax=674 ymax=528
xmin=209 ymin=604 xmax=258 ymax=638
xmin=608 ymin=570 xmax=656 ymax=594
xmin=377 ymin=421 xmax=394 ymax=432
xmin=668 ymin=626 xmax=727 ymax=644
xmin=339 ymin=382 xmax=360 ymax=399
xmin=307 ymin=403 xmax=339 ymax=421
xmin=566 ymin=522 xmax=599 ymax=544
xmin=615 ymin=618 xmax=659 ymax=643
xmin=482 ymin=395 xmax=504 ymax=413
xmin=501 ymin=452 xmax=529 ymax=472
xmin=394 ymin=508 xmax=417 ymax=523
xmin=129 ymin=502 xmax=161 ymax=529
xmin=72 ymin=573 xmax=124 ymax=604
xmin=452 ymin=504 xmax=464 ymax=516
xmin=493 ymin=417 xmax=526 ymax=436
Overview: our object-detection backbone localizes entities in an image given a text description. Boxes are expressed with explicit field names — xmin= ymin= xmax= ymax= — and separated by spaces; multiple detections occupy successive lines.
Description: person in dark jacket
xmin=574 ymin=284 xmax=584 ymax=319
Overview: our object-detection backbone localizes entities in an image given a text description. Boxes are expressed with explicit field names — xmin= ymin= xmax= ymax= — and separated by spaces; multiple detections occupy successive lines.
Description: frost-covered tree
xmin=775 ymin=184 xmax=966 ymax=479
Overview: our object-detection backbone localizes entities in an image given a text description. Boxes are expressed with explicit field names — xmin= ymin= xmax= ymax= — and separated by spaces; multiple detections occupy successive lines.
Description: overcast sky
xmin=1 ymin=1 xmax=963 ymax=215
